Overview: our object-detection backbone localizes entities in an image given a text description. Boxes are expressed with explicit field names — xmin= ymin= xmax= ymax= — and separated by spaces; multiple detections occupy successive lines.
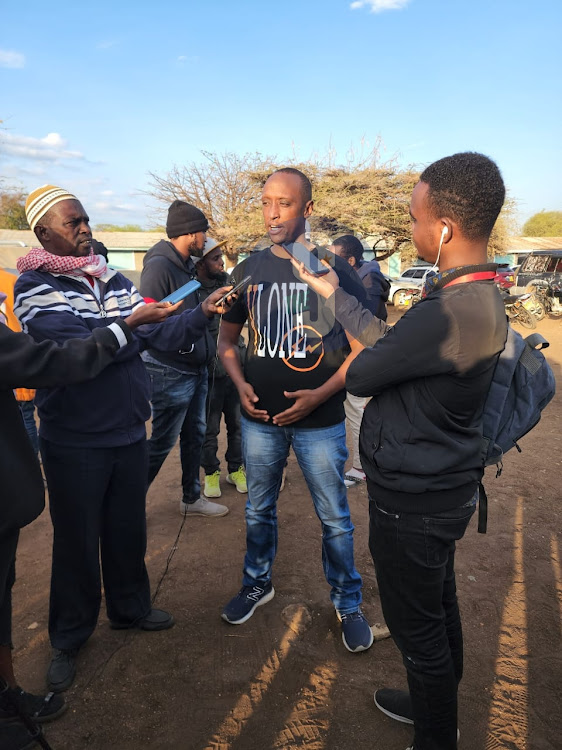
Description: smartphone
xmin=216 ymin=275 xmax=252 ymax=307
xmin=282 ymin=241 xmax=331 ymax=276
xmin=161 ymin=279 xmax=201 ymax=304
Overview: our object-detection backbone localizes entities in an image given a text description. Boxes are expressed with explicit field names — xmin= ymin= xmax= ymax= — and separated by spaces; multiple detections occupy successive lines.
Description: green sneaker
xmin=204 ymin=471 xmax=221 ymax=498
xmin=226 ymin=466 xmax=247 ymax=493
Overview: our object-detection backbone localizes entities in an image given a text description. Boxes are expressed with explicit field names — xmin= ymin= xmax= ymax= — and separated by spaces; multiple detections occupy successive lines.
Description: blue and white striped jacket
xmin=14 ymin=267 xmax=210 ymax=447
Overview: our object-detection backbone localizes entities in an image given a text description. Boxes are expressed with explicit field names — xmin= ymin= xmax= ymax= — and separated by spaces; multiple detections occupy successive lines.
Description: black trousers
xmin=201 ymin=375 xmax=243 ymax=475
xmin=0 ymin=531 xmax=19 ymax=647
xmin=369 ymin=493 xmax=477 ymax=750
xmin=40 ymin=438 xmax=152 ymax=650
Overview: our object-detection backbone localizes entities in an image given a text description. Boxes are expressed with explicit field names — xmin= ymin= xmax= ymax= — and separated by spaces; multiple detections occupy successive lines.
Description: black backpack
xmin=478 ymin=327 xmax=556 ymax=532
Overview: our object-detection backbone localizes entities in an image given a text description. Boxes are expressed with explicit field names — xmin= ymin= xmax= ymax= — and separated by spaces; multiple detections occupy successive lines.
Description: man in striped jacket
xmin=14 ymin=185 xmax=230 ymax=694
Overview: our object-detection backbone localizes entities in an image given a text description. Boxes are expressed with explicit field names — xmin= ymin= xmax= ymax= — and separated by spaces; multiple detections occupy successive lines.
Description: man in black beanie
xmin=140 ymin=201 xmax=229 ymax=517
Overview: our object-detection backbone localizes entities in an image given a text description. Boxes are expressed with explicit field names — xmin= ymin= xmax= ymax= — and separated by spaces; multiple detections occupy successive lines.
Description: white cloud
xmin=93 ymin=200 xmax=134 ymax=213
xmin=0 ymin=132 xmax=84 ymax=162
xmin=176 ymin=54 xmax=199 ymax=65
xmin=0 ymin=49 xmax=25 ymax=68
xmin=100 ymin=189 xmax=114 ymax=196
xmin=350 ymin=0 xmax=411 ymax=12
xmin=96 ymin=40 xmax=118 ymax=50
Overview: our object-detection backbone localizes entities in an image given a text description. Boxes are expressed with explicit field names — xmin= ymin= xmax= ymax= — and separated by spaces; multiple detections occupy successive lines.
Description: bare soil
xmin=12 ymin=310 xmax=562 ymax=750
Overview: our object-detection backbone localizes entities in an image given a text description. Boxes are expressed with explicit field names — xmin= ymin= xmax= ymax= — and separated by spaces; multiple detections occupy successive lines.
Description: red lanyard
xmin=444 ymin=271 xmax=496 ymax=288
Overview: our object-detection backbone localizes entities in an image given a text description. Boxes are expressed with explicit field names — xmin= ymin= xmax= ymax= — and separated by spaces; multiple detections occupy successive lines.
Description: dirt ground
xmin=12 ymin=310 xmax=562 ymax=750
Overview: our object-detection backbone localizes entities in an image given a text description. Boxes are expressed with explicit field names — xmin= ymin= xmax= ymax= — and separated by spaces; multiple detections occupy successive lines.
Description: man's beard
xmin=189 ymin=239 xmax=204 ymax=257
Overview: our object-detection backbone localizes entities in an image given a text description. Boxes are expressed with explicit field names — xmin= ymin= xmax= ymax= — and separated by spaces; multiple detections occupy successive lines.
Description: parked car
xmin=399 ymin=265 xmax=432 ymax=280
xmin=388 ymin=265 xmax=431 ymax=305
xmin=494 ymin=265 xmax=516 ymax=290
xmin=513 ymin=250 xmax=562 ymax=293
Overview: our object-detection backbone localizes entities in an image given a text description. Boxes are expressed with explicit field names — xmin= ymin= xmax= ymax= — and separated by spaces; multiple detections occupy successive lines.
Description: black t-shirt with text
xmin=223 ymin=246 xmax=367 ymax=428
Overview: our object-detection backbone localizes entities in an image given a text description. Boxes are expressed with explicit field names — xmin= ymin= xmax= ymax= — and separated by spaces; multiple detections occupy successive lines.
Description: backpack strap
xmin=478 ymin=482 xmax=488 ymax=534
xmin=524 ymin=332 xmax=549 ymax=350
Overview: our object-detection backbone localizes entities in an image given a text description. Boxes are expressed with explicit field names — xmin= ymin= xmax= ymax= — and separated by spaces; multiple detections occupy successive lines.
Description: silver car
xmin=388 ymin=265 xmax=432 ymax=306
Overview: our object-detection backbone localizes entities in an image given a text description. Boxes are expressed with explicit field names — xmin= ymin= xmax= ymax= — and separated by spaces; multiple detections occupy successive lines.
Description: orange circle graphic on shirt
xmin=281 ymin=325 xmax=325 ymax=372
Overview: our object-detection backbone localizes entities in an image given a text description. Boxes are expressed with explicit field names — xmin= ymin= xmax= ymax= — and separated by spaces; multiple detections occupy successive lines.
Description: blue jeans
xmin=369 ymin=492 xmax=477 ymax=750
xmin=18 ymin=399 xmax=38 ymax=455
xmin=241 ymin=416 xmax=362 ymax=614
xmin=145 ymin=362 xmax=208 ymax=503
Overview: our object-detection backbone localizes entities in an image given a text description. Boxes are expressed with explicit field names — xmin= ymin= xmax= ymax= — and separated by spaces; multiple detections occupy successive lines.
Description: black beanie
xmin=166 ymin=200 xmax=209 ymax=238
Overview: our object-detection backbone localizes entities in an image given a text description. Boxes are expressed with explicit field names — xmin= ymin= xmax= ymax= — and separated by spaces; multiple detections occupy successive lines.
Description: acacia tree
xmin=0 ymin=190 xmax=28 ymax=230
xmin=146 ymin=147 xmax=516 ymax=263
xmin=311 ymin=162 xmax=419 ymax=259
xmin=522 ymin=210 xmax=562 ymax=237
xmin=147 ymin=147 xmax=420 ymax=260
xmin=487 ymin=197 xmax=519 ymax=258
xmin=147 ymin=151 xmax=276 ymax=259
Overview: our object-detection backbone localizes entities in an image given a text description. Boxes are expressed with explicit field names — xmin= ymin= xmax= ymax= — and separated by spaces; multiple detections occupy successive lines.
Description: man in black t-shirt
xmin=218 ymin=168 xmax=374 ymax=653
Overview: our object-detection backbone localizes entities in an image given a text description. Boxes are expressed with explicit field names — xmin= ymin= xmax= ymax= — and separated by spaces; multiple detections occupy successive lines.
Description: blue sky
xmin=1 ymin=0 xmax=561 ymax=230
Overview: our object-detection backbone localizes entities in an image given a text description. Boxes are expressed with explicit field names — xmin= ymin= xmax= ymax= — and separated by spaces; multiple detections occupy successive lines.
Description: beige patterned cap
xmin=196 ymin=237 xmax=228 ymax=262
xmin=25 ymin=184 xmax=78 ymax=231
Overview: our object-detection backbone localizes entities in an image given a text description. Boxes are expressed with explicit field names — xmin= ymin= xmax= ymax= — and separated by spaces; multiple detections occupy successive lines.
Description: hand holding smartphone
xmin=216 ymin=275 xmax=252 ymax=307
xmin=282 ymin=242 xmax=331 ymax=276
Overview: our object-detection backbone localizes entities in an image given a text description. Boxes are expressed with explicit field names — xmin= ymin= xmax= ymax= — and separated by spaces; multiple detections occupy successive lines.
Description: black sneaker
xmin=47 ymin=648 xmax=79 ymax=694
xmin=0 ymin=685 xmax=66 ymax=723
xmin=110 ymin=608 xmax=175 ymax=631
xmin=0 ymin=718 xmax=44 ymax=750
xmin=222 ymin=584 xmax=275 ymax=624
xmin=374 ymin=688 xmax=414 ymax=724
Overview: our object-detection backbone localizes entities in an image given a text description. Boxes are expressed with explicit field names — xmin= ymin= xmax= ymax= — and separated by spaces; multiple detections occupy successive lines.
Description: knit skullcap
xmin=25 ymin=185 xmax=78 ymax=231
xmin=166 ymin=200 xmax=209 ymax=238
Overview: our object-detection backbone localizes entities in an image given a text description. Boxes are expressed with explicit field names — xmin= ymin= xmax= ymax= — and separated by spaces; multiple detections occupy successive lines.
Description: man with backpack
xmin=292 ymin=152 xmax=508 ymax=750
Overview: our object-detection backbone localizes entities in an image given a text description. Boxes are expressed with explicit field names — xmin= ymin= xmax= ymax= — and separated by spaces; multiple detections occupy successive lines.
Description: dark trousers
xmin=0 ymin=531 xmax=19 ymax=647
xmin=369 ymin=492 xmax=477 ymax=750
xmin=40 ymin=438 xmax=152 ymax=650
xmin=201 ymin=375 xmax=243 ymax=475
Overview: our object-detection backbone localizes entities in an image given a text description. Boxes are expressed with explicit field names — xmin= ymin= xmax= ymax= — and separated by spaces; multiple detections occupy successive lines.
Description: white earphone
xmin=428 ymin=226 xmax=449 ymax=275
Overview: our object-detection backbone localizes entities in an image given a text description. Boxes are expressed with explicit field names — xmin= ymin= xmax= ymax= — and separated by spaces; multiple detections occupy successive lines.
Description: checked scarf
xmin=17 ymin=247 xmax=107 ymax=278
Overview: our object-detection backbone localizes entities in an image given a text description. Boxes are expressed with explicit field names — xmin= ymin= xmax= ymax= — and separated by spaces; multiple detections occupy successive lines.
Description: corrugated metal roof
xmin=507 ymin=237 xmax=562 ymax=251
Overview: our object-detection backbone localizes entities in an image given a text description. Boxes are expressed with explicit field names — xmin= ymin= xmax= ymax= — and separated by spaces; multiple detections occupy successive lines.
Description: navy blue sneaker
xmin=222 ymin=584 xmax=275 ymax=624
xmin=337 ymin=609 xmax=374 ymax=652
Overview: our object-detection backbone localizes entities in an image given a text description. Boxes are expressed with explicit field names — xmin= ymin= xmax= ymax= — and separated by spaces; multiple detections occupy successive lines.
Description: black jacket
xmin=337 ymin=273 xmax=507 ymax=512
xmin=0 ymin=320 xmax=132 ymax=535
xmin=140 ymin=240 xmax=214 ymax=372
